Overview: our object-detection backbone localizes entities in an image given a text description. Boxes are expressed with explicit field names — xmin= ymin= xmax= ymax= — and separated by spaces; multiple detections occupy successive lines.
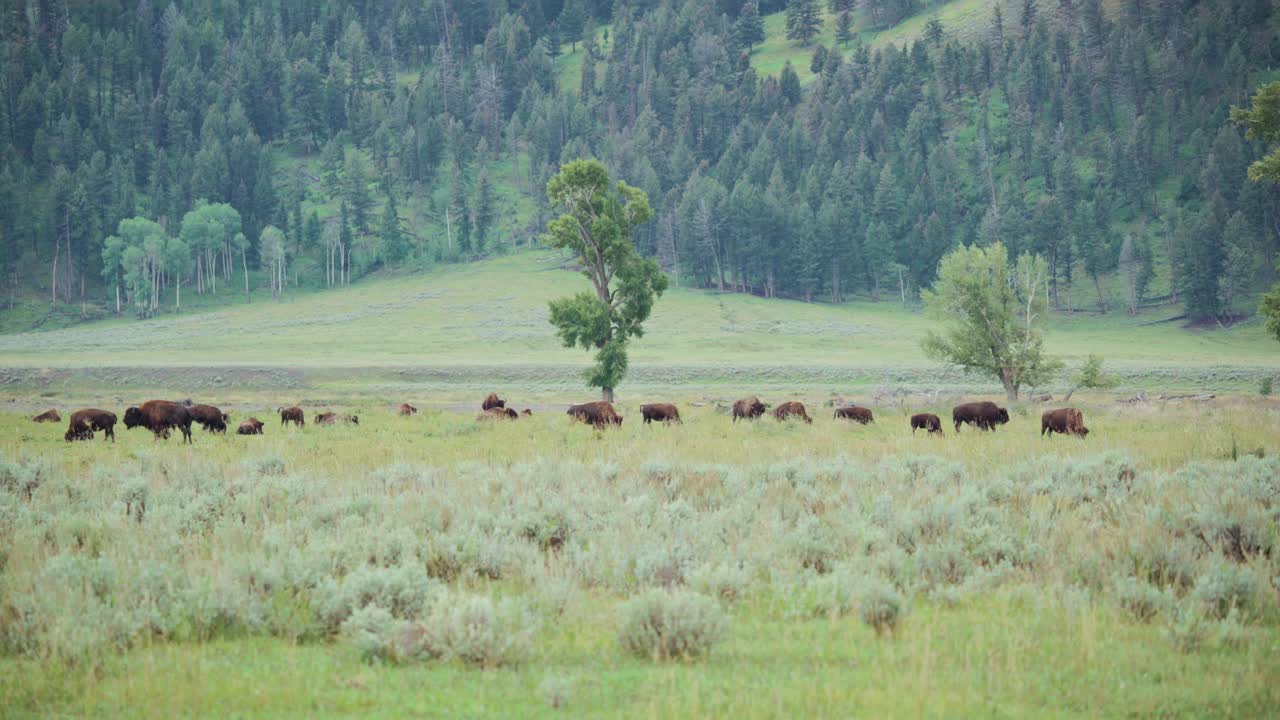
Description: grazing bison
xmin=774 ymin=401 xmax=813 ymax=424
xmin=732 ymin=396 xmax=768 ymax=422
xmin=237 ymin=418 xmax=265 ymax=435
xmin=482 ymin=393 xmax=506 ymax=411
xmin=952 ymin=401 xmax=1010 ymax=433
xmin=65 ymin=409 xmax=117 ymax=443
xmin=188 ymin=404 xmax=229 ymax=433
xmin=834 ymin=405 xmax=874 ymax=424
xmin=1041 ymin=408 xmax=1088 ymax=438
xmin=641 ymin=403 xmax=682 ymax=425
xmin=910 ymin=413 xmax=944 ymax=435
xmin=65 ymin=421 xmax=93 ymax=442
xmin=124 ymin=400 xmax=193 ymax=443
xmin=399 ymin=403 xmax=418 ymax=416
xmin=32 ymin=409 xmax=61 ymax=423
xmin=279 ymin=406 xmax=305 ymax=427
xmin=567 ymin=401 xmax=623 ymax=428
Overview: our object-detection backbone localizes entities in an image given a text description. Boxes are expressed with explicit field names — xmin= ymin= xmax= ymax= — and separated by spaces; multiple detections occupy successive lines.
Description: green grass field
xmin=3 ymin=399 xmax=1279 ymax=717
xmin=0 ymin=251 xmax=1275 ymax=402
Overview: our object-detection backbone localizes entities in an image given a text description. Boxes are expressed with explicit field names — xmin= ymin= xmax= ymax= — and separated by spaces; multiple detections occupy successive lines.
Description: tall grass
xmin=1 ymin=401 xmax=1278 ymax=715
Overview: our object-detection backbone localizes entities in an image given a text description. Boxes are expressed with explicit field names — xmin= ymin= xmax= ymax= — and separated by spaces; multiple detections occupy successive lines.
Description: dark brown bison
xmin=732 ymin=396 xmax=768 ymax=422
xmin=1041 ymin=408 xmax=1088 ymax=438
xmin=910 ymin=413 xmax=944 ymax=435
xmin=65 ymin=421 xmax=93 ymax=442
xmin=952 ymin=401 xmax=1010 ymax=433
xmin=641 ymin=403 xmax=682 ymax=424
xmin=399 ymin=403 xmax=418 ymax=416
xmin=65 ymin=409 xmax=117 ymax=442
xmin=188 ymin=404 xmax=229 ymax=433
xmin=774 ymin=401 xmax=813 ymax=424
xmin=482 ymin=393 xmax=506 ymax=410
xmin=279 ymin=406 xmax=305 ymax=427
xmin=834 ymin=405 xmax=874 ymax=424
xmin=567 ymin=401 xmax=622 ymax=428
xmin=521 ymin=408 xmax=533 ymax=416
xmin=124 ymin=400 xmax=193 ymax=443
xmin=33 ymin=409 xmax=61 ymax=423
xmin=237 ymin=418 xmax=265 ymax=435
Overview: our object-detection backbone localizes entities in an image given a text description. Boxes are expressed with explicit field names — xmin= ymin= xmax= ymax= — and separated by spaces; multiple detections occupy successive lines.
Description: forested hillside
xmin=1 ymin=0 xmax=1276 ymax=326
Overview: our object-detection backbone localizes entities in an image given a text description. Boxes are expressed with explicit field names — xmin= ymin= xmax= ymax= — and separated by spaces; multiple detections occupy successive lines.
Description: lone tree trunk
xmin=602 ymin=387 xmax=614 ymax=403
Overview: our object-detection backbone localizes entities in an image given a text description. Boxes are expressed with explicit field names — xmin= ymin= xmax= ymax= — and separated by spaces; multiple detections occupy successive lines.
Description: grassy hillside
xmin=0 ymin=251 xmax=1274 ymax=397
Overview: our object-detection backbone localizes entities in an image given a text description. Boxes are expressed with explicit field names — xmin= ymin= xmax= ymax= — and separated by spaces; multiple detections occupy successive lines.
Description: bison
xmin=482 ymin=393 xmax=506 ymax=410
xmin=478 ymin=407 xmax=519 ymax=421
xmin=32 ymin=409 xmax=61 ymax=423
xmin=910 ymin=413 xmax=944 ymax=435
xmin=237 ymin=418 xmax=265 ymax=435
xmin=1041 ymin=408 xmax=1088 ymax=438
xmin=567 ymin=401 xmax=622 ymax=428
xmin=124 ymin=400 xmax=193 ymax=443
xmin=64 ymin=421 xmax=93 ymax=442
xmin=314 ymin=412 xmax=358 ymax=425
xmin=521 ymin=408 xmax=533 ymax=416
xmin=774 ymin=401 xmax=813 ymax=424
xmin=641 ymin=403 xmax=682 ymax=425
xmin=399 ymin=403 xmax=418 ymax=416
xmin=952 ymin=401 xmax=1010 ymax=433
xmin=732 ymin=396 xmax=768 ymax=422
xmin=834 ymin=405 xmax=874 ymax=424
xmin=188 ymin=404 xmax=229 ymax=433
xmin=64 ymin=408 xmax=117 ymax=443
xmin=279 ymin=406 xmax=305 ymax=427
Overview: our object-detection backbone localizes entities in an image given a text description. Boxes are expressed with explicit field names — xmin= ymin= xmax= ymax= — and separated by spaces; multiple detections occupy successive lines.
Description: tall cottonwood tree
xmin=543 ymin=160 xmax=668 ymax=402
xmin=922 ymin=243 xmax=1063 ymax=401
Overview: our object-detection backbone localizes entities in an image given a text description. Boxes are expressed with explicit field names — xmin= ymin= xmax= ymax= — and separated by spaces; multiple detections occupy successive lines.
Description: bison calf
xmin=774 ymin=401 xmax=813 ymax=424
xmin=641 ymin=403 xmax=682 ymax=425
xmin=732 ymin=396 xmax=768 ymax=422
xmin=399 ymin=403 xmax=418 ymax=416
xmin=910 ymin=413 xmax=943 ymax=435
xmin=834 ymin=405 xmax=874 ymax=424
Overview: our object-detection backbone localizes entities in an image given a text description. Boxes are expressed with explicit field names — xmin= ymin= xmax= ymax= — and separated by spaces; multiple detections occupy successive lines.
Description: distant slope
xmin=0 ymin=251 xmax=1274 ymax=393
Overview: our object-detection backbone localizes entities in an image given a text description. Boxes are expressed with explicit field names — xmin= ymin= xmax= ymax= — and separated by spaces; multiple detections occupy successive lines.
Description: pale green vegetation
xmin=0 ymin=252 xmax=1275 ymax=397
xmin=2 ymin=399 xmax=1279 ymax=716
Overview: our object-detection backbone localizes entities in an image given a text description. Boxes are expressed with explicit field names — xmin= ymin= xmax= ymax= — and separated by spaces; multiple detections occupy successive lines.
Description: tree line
xmin=1 ymin=0 xmax=1276 ymax=322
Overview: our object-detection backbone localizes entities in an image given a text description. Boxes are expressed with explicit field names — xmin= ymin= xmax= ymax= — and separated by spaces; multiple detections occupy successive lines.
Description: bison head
xmin=123 ymin=406 xmax=143 ymax=429
xmin=996 ymin=408 xmax=1010 ymax=425
xmin=1076 ymin=426 xmax=1090 ymax=437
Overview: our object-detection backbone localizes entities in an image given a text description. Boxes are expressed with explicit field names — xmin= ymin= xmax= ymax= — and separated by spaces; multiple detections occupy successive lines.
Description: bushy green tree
xmin=786 ymin=0 xmax=823 ymax=46
xmin=734 ymin=3 xmax=766 ymax=52
xmin=543 ymin=160 xmax=667 ymax=402
xmin=922 ymin=243 xmax=1063 ymax=400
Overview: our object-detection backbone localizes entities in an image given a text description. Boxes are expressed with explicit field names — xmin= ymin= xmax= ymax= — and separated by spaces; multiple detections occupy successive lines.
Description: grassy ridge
xmin=0 ymin=251 xmax=1275 ymax=395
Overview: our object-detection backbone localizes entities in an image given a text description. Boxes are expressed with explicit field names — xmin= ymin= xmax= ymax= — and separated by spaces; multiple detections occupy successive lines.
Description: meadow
xmin=2 ymin=396 xmax=1279 ymax=717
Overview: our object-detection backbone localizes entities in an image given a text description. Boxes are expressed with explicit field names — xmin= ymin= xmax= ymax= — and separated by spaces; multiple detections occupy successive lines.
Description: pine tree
xmin=786 ymin=0 xmax=823 ymax=46
xmin=379 ymin=189 xmax=408 ymax=264
xmin=734 ymin=3 xmax=766 ymax=53
xmin=835 ymin=11 xmax=855 ymax=48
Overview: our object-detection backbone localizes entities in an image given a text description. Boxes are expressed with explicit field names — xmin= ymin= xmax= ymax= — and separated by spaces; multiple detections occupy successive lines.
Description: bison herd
xmin=34 ymin=393 xmax=1092 ymax=444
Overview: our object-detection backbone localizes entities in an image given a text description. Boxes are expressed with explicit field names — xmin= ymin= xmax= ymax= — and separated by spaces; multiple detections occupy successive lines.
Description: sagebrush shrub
xmin=617 ymin=589 xmax=727 ymax=660
xmin=419 ymin=592 xmax=535 ymax=667
xmin=1191 ymin=562 xmax=1258 ymax=619
xmin=856 ymin=577 xmax=905 ymax=634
